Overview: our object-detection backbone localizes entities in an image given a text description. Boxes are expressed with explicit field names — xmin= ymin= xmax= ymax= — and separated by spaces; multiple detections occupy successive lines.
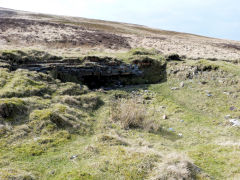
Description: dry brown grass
xmin=110 ymin=96 xmax=159 ymax=132
xmin=149 ymin=153 xmax=209 ymax=180
xmin=110 ymin=97 xmax=146 ymax=129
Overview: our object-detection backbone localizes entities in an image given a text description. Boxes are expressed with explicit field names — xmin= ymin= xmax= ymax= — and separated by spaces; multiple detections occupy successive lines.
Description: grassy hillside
xmin=1 ymin=7 xmax=240 ymax=60
xmin=1 ymin=7 xmax=240 ymax=180
xmin=0 ymin=48 xmax=240 ymax=180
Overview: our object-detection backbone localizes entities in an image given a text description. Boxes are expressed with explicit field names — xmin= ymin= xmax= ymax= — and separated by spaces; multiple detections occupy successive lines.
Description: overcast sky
xmin=0 ymin=0 xmax=239 ymax=41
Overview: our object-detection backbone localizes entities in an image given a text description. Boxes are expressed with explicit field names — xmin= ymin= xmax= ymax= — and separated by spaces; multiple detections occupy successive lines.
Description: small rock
xmin=43 ymin=94 xmax=51 ymax=99
xmin=180 ymin=81 xmax=184 ymax=88
xmin=223 ymin=92 xmax=230 ymax=95
xmin=229 ymin=119 xmax=240 ymax=127
xmin=225 ymin=115 xmax=231 ymax=119
xmin=96 ymin=88 xmax=104 ymax=92
xmin=171 ymin=87 xmax=179 ymax=90
xmin=70 ymin=155 xmax=78 ymax=160
xmin=207 ymin=93 xmax=212 ymax=97
xmin=178 ymin=133 xmax=183 ymax=137
xmin=230 ymin=106 xmax=236 ymax=111
xmin=50 ymin=170 xmax=56 ymax=175
xmin=200 ymin=81 xmax=208 ymax=85
xmin=233 ymin=95 xmax=238 ymax=99
xmin=180 ymin=120 xmax=184 ymax=123
xmin=163 ymin=115 xmax=167 ymax=119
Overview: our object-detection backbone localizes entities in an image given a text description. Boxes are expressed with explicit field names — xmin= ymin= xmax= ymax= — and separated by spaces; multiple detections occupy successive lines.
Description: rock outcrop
xmin=0 ymin=52 xmax=144 ymax=88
